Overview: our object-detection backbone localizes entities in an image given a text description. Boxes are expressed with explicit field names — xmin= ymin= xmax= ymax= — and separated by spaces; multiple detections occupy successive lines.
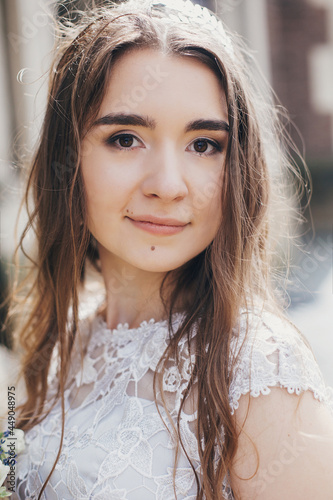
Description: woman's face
xmin=81 ymin=48 xmax=229 ymax=274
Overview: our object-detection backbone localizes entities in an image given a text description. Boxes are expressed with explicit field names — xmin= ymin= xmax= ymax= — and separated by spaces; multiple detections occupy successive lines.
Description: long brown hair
xmin=11 ymin=1 xmax=303 ymax=498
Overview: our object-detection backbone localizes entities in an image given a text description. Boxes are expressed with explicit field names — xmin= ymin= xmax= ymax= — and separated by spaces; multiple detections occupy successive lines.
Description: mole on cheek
xmin=151 ymin=246 xmax=155 ymax=251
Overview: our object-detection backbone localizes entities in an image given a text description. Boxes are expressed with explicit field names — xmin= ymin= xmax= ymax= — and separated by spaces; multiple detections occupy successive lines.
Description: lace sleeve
xmin=229 ymin=310 xmax=333 ymax=415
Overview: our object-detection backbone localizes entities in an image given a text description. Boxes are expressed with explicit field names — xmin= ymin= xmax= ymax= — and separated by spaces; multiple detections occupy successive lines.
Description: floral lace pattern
xmin=229 ymin=310 xmax=333 ymax=414
xmin=13 ymin=309 xmax=332 ymax=499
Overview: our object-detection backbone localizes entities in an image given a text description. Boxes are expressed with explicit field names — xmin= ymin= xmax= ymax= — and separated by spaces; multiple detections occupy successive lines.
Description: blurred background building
xmin=0 ymin=0 xmax=332 ymax=395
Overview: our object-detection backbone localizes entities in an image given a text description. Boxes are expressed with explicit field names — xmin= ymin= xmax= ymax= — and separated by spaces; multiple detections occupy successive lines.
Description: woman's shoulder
xmin=228 ymin=307 xmax=333 ymax=414
xmin=228 ymin=308 xmax=333 ymax=499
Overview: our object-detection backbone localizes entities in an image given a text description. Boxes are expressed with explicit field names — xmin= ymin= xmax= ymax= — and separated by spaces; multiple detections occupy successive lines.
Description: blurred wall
xmin=0 ymin=0 xmax=53 ymax=260
xmin=268 ymin=0 xmax=333 ymax=163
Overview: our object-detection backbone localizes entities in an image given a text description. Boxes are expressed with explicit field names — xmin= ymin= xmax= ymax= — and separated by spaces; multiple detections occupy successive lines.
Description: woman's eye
xmin=188 ymin=139 xmax=222 ymax=156
xmin=106 ymin=133 xmax=142 ymax=150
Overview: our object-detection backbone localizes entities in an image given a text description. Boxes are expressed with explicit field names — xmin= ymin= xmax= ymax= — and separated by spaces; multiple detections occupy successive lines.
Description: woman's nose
xmin=141 ymin=146 xmax=188 ymax=201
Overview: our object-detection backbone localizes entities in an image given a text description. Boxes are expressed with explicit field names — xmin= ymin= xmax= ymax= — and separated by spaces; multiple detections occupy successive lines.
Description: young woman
xmin=10 ymin=0 xmax=333 ymax=498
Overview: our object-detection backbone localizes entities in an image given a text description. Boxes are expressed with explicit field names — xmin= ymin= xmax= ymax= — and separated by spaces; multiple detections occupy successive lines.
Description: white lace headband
xmin=126 ymin=0 xmax=235 ymax=59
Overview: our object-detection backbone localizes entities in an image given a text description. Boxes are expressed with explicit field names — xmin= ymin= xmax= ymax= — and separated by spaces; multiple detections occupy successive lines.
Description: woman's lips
xmin=126 ymin=217 xmax=188 ymax=235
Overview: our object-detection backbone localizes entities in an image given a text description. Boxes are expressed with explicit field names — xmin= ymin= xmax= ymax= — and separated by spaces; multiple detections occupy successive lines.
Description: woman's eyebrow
xmin=92 ymin=113 xmax=229 ymax=133
xmin=185 ymin=119 xmax=229 ymax=133
xmin=92 ymin=113 xmax=156 ymax=129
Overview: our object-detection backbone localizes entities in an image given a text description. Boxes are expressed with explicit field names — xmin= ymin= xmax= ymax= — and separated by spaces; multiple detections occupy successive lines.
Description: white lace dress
xmin=14 ymin=309 xmax=333 ymax=499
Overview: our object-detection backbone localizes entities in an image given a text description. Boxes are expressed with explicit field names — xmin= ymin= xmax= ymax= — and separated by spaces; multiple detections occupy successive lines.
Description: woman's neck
xmin=100 ymin=255 xmax=170 ymax=330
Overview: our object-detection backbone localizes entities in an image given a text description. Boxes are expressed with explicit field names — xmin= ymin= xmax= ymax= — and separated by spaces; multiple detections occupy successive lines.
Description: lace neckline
xmin=92 ymin=311 xmax=187 ymax=335
xmin=96 ymin=315 xmax=169 ymax=334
